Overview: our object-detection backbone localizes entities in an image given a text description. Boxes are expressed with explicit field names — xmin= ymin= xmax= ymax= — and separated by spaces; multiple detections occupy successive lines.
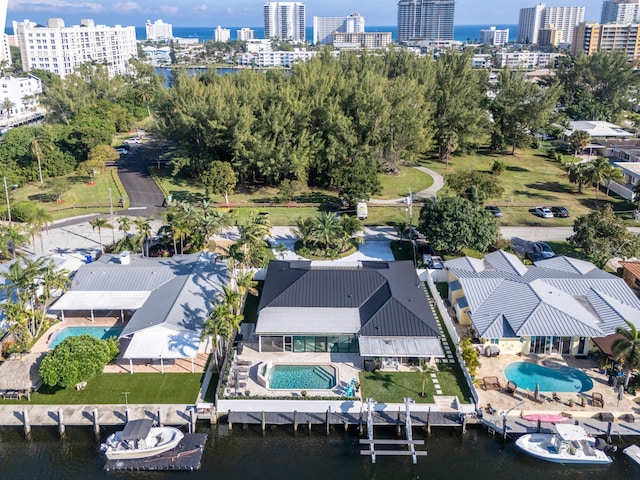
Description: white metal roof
xmin=567 ymin=121 xmax=632 ymax=138
xmin=358 ymin=337 xmax=445 ymax=357
xmin=123 ymin=327 xmax=201 ymax=359
xmin=255 ymin=307 xmax=361 ymax=334
xmin=51 ymin=291 xmax=151 ymax=310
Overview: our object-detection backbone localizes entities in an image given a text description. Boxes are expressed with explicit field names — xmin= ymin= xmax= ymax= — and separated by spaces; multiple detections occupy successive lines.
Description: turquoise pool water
xmin=269 ymin=365 xmax=337 ymax=390
xmin=504 ymin=361 xmax=593 ymax=392
xmin=49 ymin=326 xmax=123 ymax=349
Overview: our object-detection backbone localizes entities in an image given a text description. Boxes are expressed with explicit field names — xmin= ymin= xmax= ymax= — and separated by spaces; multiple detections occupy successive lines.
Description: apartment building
xmin=13 ymin=18 xmax=137 ymax=78
xmin=479 ymin=26 xmax=509 ymax=45
xmin=495 ymin=51 xmax=563 ymax=69
xmin=264 ymin=2 xmax=306 ymax=42
xmin=145 ymin=19 xmax=173 ymax=40
xmin=332 ymin=31 xmax=392 ymax=49
xmin=518 ymin=3 xmax=585 ymax=44
xmin=313 ymin=13 xmax=365 ymax=46
xmin=237 ymin=28 xmax=256 ymax=41
xmin=601 ymin=0 xmax=640 ymax=24
xmin=572 ymin=22 xmax=640 ymax=59
xmin=214 ymin=26 xmax=231 ymax=42
xmin=397 ymin=0 xmax=456 ymax=43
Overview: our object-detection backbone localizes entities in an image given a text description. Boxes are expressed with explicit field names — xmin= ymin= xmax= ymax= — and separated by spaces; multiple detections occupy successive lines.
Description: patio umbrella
xmin=534 ymin=384 xmax=540 ymax=402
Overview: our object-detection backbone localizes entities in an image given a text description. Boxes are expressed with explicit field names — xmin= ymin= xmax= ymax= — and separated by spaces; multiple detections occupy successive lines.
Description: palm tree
xmin=90 ymin=217 xmax=113 ymax=253
xmin=30 ymin=206 xmax=53 ymax=254
xmin=591 ymin=157 xmax=611 ymax=201
xmin=438 ymin=130 xmax=459 ymax=170
xmin=1 ymin=98 xmax=14 ymax=119
xmin=568 ymin=162 xmax=595 ymax=194
xmin=292 ymin=217 xmax=314 ymax=248
xmin=133 ymin=216 xmax=152 ymax=256
xmin=220 ymin=284 xmax=242 ymax=315
xmin=612 ymin=320 xmax=640 ymax=389
xmin=29 ymin=127 xmax=54 ymax=186
xmin=137 ymin=84 xmax=155 ymax=117
xmin=1 ymin=224 xmax=28 ymax=259
xmin=311 ymin=211 xmax=342 ymax=255
xmin=604 ymin=165 xmax=623 ymax=197
xmin=568 ymin=129 xmax=591 ymax=167
xmin=234 ymin=271 xmax=258 ymax=297
xmin=117 ymin=216 xmax=132 ymax=237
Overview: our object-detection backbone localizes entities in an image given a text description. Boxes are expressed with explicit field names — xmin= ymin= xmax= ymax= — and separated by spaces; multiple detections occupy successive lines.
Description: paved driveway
xmin=117 ymin=140 xmax=166 ymax=216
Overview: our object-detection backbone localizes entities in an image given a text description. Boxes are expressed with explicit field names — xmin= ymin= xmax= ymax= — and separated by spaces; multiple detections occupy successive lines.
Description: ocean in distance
xmin=137 ymin=24 xmax=519 ymax=44
xmin=0 ymin=423 xmax=637 ymax=479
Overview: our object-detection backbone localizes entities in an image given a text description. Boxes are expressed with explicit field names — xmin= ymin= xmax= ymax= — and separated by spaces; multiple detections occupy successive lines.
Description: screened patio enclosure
xmin=259 ymin=334 xmax=359 ymax=353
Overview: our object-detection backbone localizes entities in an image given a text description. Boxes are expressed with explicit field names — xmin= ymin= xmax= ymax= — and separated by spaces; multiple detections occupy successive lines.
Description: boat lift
xmin=360 ymin=398 xmax=427 ymax=464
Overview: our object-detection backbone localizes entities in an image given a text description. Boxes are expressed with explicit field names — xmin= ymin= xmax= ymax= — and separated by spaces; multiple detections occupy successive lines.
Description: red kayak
xmin=522 ymin=414 xmax=570 ymax=423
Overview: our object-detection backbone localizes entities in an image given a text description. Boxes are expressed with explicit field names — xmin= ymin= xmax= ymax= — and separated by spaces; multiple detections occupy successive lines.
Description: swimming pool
xmin=504 ymin=362 xmax=593 ymax=393
xmin=49 ymin=326 xmax=123 ymax=349
xmin=269 ymin=365 xmax=337 ymax=390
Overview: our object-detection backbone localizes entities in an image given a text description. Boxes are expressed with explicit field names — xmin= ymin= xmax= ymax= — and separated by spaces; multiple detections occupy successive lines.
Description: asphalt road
xmin=117 ymin=140 xmax=166 ymax=216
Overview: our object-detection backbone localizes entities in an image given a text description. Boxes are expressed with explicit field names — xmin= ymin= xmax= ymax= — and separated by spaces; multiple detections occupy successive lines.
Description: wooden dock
xmin=104 ymin=433 xmax=208 ymax=471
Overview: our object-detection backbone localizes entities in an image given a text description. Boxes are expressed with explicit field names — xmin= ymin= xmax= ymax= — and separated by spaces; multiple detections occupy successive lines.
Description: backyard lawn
xmin=359 ymin=363 xmax=471 ymax=404
xmin=10 ymin=168 xmax=126 ymax=220
xmin=0 ymin=373 xmax=203 ymax=405
xmin=421 ymin=149 xmax=637 ymax=226
xmin=376 ymin=166 xmax=433 ymax=199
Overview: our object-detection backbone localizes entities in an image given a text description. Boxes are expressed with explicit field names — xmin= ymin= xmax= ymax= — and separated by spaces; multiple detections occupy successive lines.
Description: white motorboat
xmin=623 ymin=444 xmax=640 ymax=466
xmin=515 ymin=424 xmax=613 ymax=465
xmin=102 ymin=419 xmax=184 ymax=460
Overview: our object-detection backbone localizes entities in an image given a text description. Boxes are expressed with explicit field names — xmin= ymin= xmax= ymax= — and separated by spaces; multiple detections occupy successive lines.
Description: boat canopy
xmin=120 ymin=419 xmax=154 ymax=441
xmin=555 ymin=424 xmax=589 ymax=441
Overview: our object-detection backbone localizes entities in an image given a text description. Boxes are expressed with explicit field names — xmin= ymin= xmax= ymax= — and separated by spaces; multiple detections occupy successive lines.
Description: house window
xmin=260 ymin=336 xmax=284 ymax=352
xmin=490 ymin=339 xmax=500 ymax=345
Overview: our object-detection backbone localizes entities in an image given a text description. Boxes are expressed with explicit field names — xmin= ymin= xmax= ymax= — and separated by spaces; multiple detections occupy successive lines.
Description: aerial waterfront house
xmin=51 ymin=251 xmax=228 ymax=373
xmin=255 ymin=260 xmax=445 ymax=367
xmin=445 ymin=250 xmax=640 ymax=356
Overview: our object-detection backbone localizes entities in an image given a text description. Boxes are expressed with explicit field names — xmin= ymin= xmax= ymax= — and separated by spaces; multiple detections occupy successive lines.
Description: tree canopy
xmin=418 ymin=197 xmax=499 ymax=254
xmin=39 ymin=335 xmax=119 ymax=388
xmin=568 ymin=204 xmax=640 ymax=268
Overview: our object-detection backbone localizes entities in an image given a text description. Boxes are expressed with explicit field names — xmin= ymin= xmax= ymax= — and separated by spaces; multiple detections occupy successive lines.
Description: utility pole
xmin=407 ymin=188 xmax=416 ymax=266
xmin=108 ymin=188 xmax=114 ymax=243
xmin=3 ymin=177 xmax=11 ymax=223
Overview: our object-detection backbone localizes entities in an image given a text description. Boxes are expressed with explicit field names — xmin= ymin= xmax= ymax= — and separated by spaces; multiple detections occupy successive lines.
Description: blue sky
xmin=7 ymin=1 xmax=606 ymax=27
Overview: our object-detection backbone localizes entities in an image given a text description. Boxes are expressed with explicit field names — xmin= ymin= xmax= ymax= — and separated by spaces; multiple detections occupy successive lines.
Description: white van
xmin=357 ymin=201 xmax=368 ymax=220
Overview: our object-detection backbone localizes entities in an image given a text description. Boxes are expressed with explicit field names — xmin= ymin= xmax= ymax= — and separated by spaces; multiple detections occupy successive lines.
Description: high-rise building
xmin=145 ymin=19 xmax=173 ymax=40
xmin=264 ymin=2 xmax=306 ymax=42
xmin=572 ymin=21 xmax=640 ymax=60
xmin=214 ymin=26 xmax=231 ymax=42
xmin=332 ymin=31 xmax=392 ymax=49
xmin=237 ymin=28 xmax=256 ymax=41
xmin=518 ymin=3 xmax=585 ymax=44
xmin=397 ymin=0 xmax=455 ymax=43
xmin=601 ymin=0 xmax=640 ymax=24
xmin=0 ymin=0 xmax=9 ymax=66
xmin=313 ymin=13 xmax=365 ymax=45
xmin=13 ymin=18 xmax=137 ymax=78
xmin=479 ymin=26 xmax=510 ymax=45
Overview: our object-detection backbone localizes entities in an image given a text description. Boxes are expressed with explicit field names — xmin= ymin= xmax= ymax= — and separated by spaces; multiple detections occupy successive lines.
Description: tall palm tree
xmin=612 ymin=320 xmax=640 ymax=389
xmin=293 ymin=217 xmax=314 ymax=248
xmin=234 ymin=271 xmax=258 ymax=297
xmin=604 ymin=165 xmax=623 ymax=197
xmin=90 ymin=217 xmax=113 ymax=253
xmin=1 ymin=224 xmax=28 ymax=259
xmin=30 ymin=206 xmax=53 ymax=254
xmin=137 ymin=84 xmax=155 ymax=117
xmin=117 ymin=216 xmax=132 ymax=237
xmin=133 ymin=216 xmax=152 ymax=256
xmin=220 ymin=284 xmax=242 ymax=315
xmin=568 ymin=162 xmax=595 ymax=194
xmin=438 ymin=130 xmax=459 ymax=170
xmin=29 ymin=127 xmax=54 ymax=186
xmin=590 ymin=157 xmax=611 ymax=201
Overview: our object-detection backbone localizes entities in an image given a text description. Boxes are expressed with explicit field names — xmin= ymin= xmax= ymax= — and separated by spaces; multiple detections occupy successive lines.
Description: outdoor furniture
xmin=599 ymin=412 xmax=614 ymax=422
xmin=592 ymin=392 xmax=604 ymax=408
xmin=620 ymin=413 xmax=635 ymax=423
xmin=552 ymin=392 xmax=561 ymax=403
xmin=505 ymin=381 xmax=517 ymax=395
xmin=482 ymin=377 xmax=501 ymax=391
xmin=236 ymin=358 xmax=252 ymax=367
xmin=236 ymin=366 xmax=250 ymax=374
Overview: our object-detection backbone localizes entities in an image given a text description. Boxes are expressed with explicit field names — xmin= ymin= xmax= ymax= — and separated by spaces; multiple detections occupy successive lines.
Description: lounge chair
xmin=505 ymin=381 xmax=517 ymax=395
xmin=592 ymin=392 xmax=604 ymax=408
xmin=552 ymin=392 xmax=561 ymax=403
xmin=482 ymin=376 xmax=501 ymax=391
xmin=236 ymin=358 xmax=252 ymax=367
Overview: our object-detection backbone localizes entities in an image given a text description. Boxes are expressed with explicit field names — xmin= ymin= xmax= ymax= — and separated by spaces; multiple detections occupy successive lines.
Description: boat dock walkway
xmin=0 ymin=404 xmax=201 ymax=436
xmin=481 ymin=413 xmax=640 ymax=441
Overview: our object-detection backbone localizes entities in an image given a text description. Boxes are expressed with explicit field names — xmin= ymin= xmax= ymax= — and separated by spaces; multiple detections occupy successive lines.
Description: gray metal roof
xmin=450 ymin=250 xmax=640 ymax=339
xmin=258 ymin=260 xmax=439 ymax=339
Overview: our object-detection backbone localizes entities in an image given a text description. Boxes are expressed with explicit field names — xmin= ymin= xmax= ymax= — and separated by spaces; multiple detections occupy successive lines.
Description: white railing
xmin=607 ymin=180 xmax=634 ymax=201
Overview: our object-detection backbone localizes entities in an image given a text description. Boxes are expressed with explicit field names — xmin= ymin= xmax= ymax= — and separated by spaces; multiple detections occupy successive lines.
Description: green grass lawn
xmin=0 ymin=373 xmax=203 ymax=405
xmin=375 ymin=166 xmax=433 ymax=200
xmin=11 ymin=169 xmax=125 ymax=220
xmin=421 ymin=148 xmax=637 ymax=226
xmin=359 ymin=363 xmax=471 ymax=404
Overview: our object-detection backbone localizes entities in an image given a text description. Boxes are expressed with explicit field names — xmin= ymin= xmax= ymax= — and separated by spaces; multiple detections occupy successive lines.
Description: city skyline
xmin=6 ymin=1 xmax=613 ymax=27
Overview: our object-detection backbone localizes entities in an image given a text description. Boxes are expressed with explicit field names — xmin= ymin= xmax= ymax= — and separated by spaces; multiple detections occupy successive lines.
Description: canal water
xmin=0 ymin=424 xmax=637 ymax=479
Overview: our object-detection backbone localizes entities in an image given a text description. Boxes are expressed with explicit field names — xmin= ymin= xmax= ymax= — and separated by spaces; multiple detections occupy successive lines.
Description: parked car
xmin=532 ymin=241 xmax=555 ymax=259
xmin=116 ymin=148 xmax=128 ymax=155
xmin=403 ymin=226 xmax=425 ymax=240
xmin=484 ymin=205 xmax=503 ymax=217
xmin=534 ymin=206 xmax=554 ymax=218
xmin=525 ymin=251 xmax=545 ymax=262
xmin=551 ymin=206 xmax=569 ymax=218
xmin=423 ymin=254 xmax=444 ymax=269
xmin=125 ymin=137 xmax=141 ymax=145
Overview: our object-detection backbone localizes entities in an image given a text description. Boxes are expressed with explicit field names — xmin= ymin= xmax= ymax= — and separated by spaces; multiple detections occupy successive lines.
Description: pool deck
xmin=474 ymin=353 xmax=640 ymax=419
xmin=223 ymin=345 xmax=362 ymax=399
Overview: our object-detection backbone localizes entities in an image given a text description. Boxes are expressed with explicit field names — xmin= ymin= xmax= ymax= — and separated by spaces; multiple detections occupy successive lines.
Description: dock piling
xmin=261 ymin=411 xmax=265 ymax=435
xmin=92 ymin=408 xmax=100 ymax=437
xmin=426 ymin=407 xmax=431 ymax=434
xmin=396 ymin=407 xmax=402 ymax=436
xmin=189 ymin=408 xmax=196 ymax=433
xmin=23 ymin=408 xmax=30 ymax=437
xmin=325 ymin=408 xmax=330 ymax=435
xmin=606 ymin=421 xmax=613 ymax=443
xmin=58 ymin=408 xmax=65 ymax=437
xmin=293 ymin=411 xmax=298 ymax=433
xmin=228 ymin=410 xmax=232 ymax=431
xmin=125 ymin=408 xmax=130 ymax=423
xmin=157 ymin=407 xmax=163 ymax=427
